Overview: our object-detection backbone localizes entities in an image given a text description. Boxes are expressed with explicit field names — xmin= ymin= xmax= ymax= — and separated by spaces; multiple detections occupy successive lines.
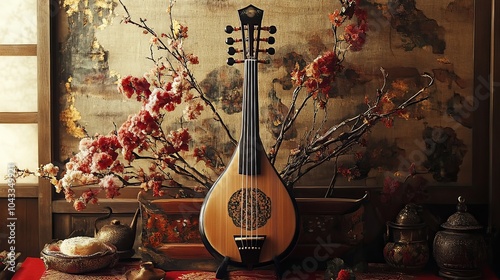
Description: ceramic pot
xmin=94 ymin=206 xmax=140 ymax=259
xmin=383 ymin=241 xmax=429 ymax=270
xmin=383 ymin=203 xmax=429 ymax=271
xmin=433 ymin=196 xmax=487 ymax=279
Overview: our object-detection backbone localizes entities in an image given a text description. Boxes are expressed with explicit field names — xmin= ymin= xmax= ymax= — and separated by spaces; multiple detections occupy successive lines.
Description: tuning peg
xmin=259 ymin=48 xmax=275 ymax=55
xmin=225 ymin=25 xmax=234 ymax=34
xmin=227 ymin=47 xmax=241 ymax=55
xmin=226 ymin=37 xmax=242 ymax=45
xmin=260 ymin=37 xmax=275 ymax=44
xmin=225 ymin=25 xmax=241 ymax=34
xmin=261 ymin=26 xmax=277 ymax=34
xmin=258 ymin=59 xmax=271 ymax=64
xmin=227 ymin=57 xmax=243 ymax=66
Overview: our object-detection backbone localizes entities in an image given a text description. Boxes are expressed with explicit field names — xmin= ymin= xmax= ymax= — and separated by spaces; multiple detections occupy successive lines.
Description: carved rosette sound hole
xmin=227 ymin=188 xmax=271 ymax=230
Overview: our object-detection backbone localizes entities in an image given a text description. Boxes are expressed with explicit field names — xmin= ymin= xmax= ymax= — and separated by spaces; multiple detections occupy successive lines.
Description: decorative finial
xmin=457 ymin=196 xmax=467 ymax=212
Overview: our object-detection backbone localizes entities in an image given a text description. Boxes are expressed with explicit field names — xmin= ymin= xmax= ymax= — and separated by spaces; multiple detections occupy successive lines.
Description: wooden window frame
xmin=0 ymin=1 xmax=52 ymax=252
xmin=37 ymin=0 xmax=53 ymax=251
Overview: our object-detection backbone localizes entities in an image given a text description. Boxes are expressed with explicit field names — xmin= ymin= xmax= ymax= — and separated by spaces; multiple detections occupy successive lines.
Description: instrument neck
xmin=239 ymin=59 xmax=262 ymax=175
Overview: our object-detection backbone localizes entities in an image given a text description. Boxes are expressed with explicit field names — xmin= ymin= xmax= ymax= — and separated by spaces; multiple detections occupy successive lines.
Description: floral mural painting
xmin=386 ymin=0 xmax=446 ymax=54
xmin=11 ymin=0 xmax=477 ymax=210
xmin=200 ymin=66 xmax=243 ymax=115
xmin=422 ymin=126 xmax=468 ymax=182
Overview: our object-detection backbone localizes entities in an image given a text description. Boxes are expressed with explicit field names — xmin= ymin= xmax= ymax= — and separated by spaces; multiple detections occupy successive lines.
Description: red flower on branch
xmin=73 ymin=200 xmax=86 ymax=211
xmin=344 ymin=23 xmax=367 ymax=51
xmin=292 ymin=51 xmax=342 ymax=97
xmin=166 ymin=128 xmax=191 ymax=154
xmin=336 ymin=269 xmax=352 ymax=280
xmin=81 ymin=189 xmax=99 ymax=205
xmin=118 ymin=75 xmax=152 ymax=101
xmin=117 ymin=109 xmax=160 ymax=162
xmin=338 ymin=165 xmax=361 ymax=181
xmin=99 ymin=174 xmax=123 ymax=199
xmin=329 ymin=10 xmax=344 ymax=27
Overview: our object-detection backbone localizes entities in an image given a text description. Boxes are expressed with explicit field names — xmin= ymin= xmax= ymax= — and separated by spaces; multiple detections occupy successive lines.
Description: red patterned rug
xmin=165 ymin=268 xmax=499 ymax=280
xmin=164 ymin=270 xmax=417 ymax=280
xmin=166 ymin=270 xmax=296 ymax=280
xmin=12 ymin=258 xmax=499 ymax=280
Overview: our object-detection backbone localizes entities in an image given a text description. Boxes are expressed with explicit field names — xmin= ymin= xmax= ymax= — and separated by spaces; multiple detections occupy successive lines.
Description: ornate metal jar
xmin=94 ymin=207 xmax=140 ymax=259
xmin=433 ymin=196 xmax=487 ymax=279
xmin=383 ymin=203 xmax=429 ymax=271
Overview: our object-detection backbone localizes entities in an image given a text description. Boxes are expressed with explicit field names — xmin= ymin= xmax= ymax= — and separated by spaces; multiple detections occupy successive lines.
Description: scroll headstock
xmin=225 ymin=5 xmax=276 ymax=65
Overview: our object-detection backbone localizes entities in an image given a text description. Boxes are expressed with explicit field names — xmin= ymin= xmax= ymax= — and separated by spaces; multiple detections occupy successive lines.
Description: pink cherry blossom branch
xmin=119 ymin=0 xmax=237 ymax=146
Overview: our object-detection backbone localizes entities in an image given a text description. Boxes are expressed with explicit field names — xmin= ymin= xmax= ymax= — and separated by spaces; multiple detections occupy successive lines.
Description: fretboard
xmin=239 ymin=59 xmax=262 ymax=175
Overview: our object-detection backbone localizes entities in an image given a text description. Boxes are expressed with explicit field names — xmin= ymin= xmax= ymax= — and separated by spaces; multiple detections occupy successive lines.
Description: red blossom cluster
xmin=292 ymin=51 xmax=342 ymax=100
xmin=291 ymin=52 xmax=343 ymax=109
xmin=183 ymin=102 xmax=204 ymax=121
xmin=175 ymin=23 xmax=189 ymax=39
xmin=83 ymin=189 xmax=99 ymax=203
xmin=118 ymin=75 xmax=152 ymax=101
xmin=72 ymin=134 xmax=123 ymax=174
xmin=145 ymin=177 xmax=165 ymax=197
xmin=329 ymin=0 xmax=367 ymax=51
xmin=337 ymin=165 xmax=361 ymax=181
xmin=193 ymin=146 xmax=207 ymax=163
xmin=47 ymin=134 xmax=126 ymax=209
xmin=118 ymin=110 xmax=159 ymax=162
xmin=41 ymin=15 xmax=207 ymax=210
xmin=99 ymin=174 xmax=123 ymax=198
xmin=73 ymin=200 xmax=86 ymax=211
xmin=344 ymin=23 xmax=367 ymax=51
xmin=290 ymin=0 xmax=367 ymax=103
xmin=164 ymin=128 xmax=191 ymax=154
xmin=120 ymin=75 xmax=192 ymax=117
xmin=185 ymin=53 xmax=199 ymax=65
xmin=145 ymin=213 xmax=168 ymax=248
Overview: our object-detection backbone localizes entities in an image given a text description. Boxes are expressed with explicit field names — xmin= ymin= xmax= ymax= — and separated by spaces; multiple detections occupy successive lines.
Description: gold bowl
xmin=40 ymin=240 xmax=118 ymax=274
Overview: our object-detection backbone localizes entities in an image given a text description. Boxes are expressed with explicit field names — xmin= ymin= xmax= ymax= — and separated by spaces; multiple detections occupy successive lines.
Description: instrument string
xmin=241 ymin=58 xmax=247 ymax=242
xmin=247 ymin=59 xmax=252 ymax=245
xmin=250 ymin=59 xmax=256 ymax=247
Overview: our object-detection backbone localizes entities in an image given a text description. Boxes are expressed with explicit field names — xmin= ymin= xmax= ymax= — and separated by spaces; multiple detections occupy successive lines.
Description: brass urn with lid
xmin=433 ymin=196 xmax=487 ymax=279
xmin=94 ymin=206 xmax=140 ymax=259
xmin=383 ymin=203 xmax=429 ymax=271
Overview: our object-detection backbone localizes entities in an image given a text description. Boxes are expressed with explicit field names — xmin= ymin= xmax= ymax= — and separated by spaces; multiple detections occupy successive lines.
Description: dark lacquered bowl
xmin=40 ymin=240 xmax=118 ymax=274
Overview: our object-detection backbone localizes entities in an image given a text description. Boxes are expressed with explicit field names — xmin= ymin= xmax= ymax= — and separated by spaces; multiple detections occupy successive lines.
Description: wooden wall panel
xmin=0 ymin=198 xmax=39 ymax=261
xmin=52 ymin=199 xmax=140 ymax=238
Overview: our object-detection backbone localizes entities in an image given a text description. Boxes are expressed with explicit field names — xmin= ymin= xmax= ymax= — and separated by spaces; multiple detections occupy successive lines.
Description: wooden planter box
xmin=137 ymin=189 xmax=368 ymax=271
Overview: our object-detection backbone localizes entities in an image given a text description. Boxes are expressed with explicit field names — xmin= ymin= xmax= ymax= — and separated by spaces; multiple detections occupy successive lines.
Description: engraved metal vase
xmin=383 ymin=203 xmax=429 ymax=271
xmin=433 ymin=196 xmax=487 ymax=279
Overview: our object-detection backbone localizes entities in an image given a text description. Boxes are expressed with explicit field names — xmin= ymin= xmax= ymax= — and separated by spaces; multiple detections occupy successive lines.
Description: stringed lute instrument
xmin=199 ymin=4 xmax=299 ymax=275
